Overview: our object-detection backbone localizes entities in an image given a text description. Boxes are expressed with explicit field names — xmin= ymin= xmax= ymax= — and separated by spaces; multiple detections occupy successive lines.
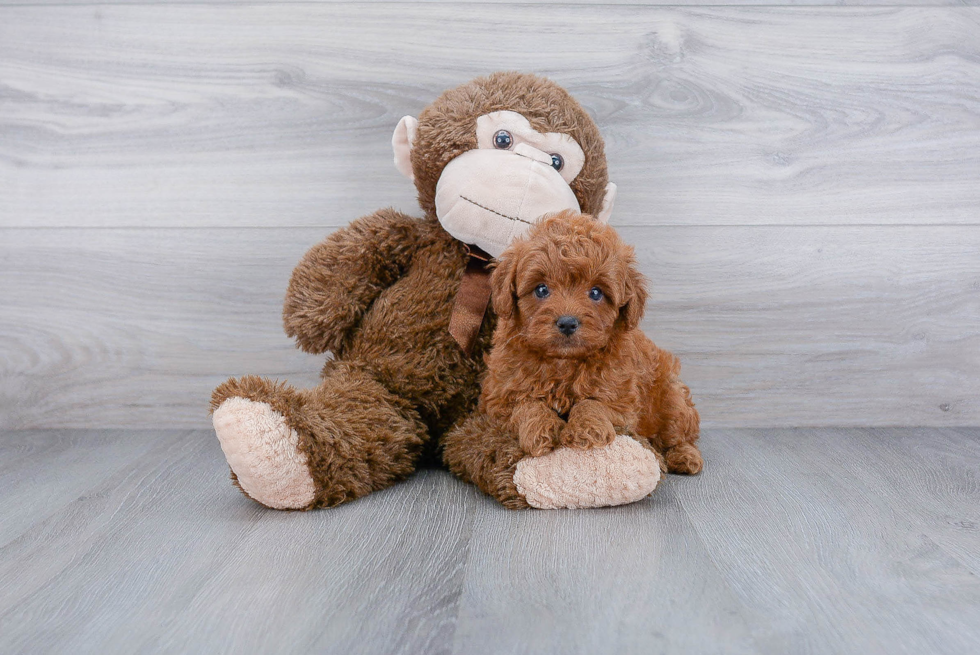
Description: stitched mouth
xmin=459 ymin=195 xmax=532 ymax=226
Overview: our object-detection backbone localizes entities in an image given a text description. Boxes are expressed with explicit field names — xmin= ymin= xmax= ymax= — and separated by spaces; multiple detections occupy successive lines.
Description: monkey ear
xmin=490 ymin=251 xmax=519 ymax=320
xmin=595 ymin=183 xmax=617 ymax=224
xmin=392 ymin=116 xmax=418 ymax=181
xmin=620 ymin=262 xmax=648 ymax=332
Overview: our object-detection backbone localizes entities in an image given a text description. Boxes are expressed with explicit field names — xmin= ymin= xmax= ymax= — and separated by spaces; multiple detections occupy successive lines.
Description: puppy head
xmin=491 ymin=210 xmax=648 ymax=358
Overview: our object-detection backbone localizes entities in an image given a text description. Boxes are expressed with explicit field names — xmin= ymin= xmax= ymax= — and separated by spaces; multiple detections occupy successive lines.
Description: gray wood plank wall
xmin=2 ymin=5 xmax=979 ymax=429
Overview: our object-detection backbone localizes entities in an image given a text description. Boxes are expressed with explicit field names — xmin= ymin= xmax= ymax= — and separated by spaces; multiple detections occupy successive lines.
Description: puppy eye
xmin=550 ymin=154 xmax=564 ymax=171
xmin=588 ymin=287 xmax=604 ymax=302
xmin=534 ymin=284 xmax=550 ymax=299
xmin=493 ymin=130 xmax=514 ymax=150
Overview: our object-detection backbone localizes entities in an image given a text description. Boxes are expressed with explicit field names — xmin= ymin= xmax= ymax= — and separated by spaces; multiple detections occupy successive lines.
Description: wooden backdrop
xmin=1 ymin=4 xmax=978 ymax=429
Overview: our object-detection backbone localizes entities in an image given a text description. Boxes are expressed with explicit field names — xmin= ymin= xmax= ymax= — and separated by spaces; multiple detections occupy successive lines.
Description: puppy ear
xmin=490 ymin=249 xmax=519 ymax=320
xmin=619 ymin=261 xmax=649 ymax=331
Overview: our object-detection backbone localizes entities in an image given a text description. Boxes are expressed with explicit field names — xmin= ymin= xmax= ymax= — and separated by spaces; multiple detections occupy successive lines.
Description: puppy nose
xmin=556 ymin=315 xmax=580 ymax=336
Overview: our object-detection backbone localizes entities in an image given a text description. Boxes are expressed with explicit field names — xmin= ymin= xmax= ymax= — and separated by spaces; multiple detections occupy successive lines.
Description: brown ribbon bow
xmin=448 ymin=245 xmax=492 ymax=356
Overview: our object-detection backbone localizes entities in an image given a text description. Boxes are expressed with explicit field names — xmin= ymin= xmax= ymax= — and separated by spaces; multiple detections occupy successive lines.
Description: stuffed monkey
xmin=210 ymin=72 xmax=662 ymax=510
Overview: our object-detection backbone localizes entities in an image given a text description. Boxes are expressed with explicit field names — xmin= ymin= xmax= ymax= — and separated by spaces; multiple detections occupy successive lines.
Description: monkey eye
xmin=534 ymin=284 xmax=551 ymax=299
xmin=493 ymin=130 xmax=514 ymax=150
xmin=550 ymin=154 xmax=564 ymax=171
xmin=588 ymin=287 xmax=604 ymax=302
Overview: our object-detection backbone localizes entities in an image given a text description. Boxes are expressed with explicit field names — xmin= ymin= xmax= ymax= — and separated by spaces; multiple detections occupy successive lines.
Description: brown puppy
xmin=482 ymin=211 xmax=703 ymax=474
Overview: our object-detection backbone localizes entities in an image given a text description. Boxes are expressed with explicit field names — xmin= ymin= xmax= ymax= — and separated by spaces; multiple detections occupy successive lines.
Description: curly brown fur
xmin=481 ymin=211 xmax=703 ymax=474
xmin=212 ymin=73 xmax=612 ymax=509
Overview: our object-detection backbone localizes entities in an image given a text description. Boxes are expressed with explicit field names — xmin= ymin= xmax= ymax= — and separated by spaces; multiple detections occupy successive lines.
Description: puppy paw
xmin=517 ymin=411 xmax=564 ymax=457
xmin=560 ymin=416 xmax=616 ymax=450
xmin=664 ymin=443 xmax=704 ymax=475
xmin=520 ymin=431 xmax=556 ymax=457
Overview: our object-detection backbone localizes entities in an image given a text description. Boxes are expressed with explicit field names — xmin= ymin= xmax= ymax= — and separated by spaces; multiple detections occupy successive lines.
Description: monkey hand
xmin=283 ymin=209 xmax=420 ymax=355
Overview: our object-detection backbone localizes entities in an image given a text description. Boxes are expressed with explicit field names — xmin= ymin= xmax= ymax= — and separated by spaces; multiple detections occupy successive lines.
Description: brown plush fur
xmin=211 ymin=73 xmax=611 ymax=509
xmin=440 ymin=411 xmax=532 ymax=509
xmin=481 ymin=212 xmax=703 ymax=474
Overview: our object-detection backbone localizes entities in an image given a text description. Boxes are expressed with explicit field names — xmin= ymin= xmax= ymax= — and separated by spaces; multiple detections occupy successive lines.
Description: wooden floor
xmin=0 ymin=428 xmax=977 ymax=654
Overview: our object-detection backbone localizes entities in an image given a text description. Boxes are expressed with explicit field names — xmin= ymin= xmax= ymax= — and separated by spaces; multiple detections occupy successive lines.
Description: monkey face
xmin=391 ymin=74 xmax=618 ymax=258
xmin=433 ymin=112 xmax=584 ymax=257
xmin=434 ymin=147 xmax=578 ymax=258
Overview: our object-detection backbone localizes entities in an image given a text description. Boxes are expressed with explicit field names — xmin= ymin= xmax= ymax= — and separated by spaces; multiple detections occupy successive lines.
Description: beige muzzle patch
xmin=435 ymin=147 xmax=581 ymax=257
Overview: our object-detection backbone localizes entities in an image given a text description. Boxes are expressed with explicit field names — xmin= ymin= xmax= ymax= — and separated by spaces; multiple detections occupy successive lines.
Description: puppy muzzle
xmin=435 ymin=146 xmax=581 ymax=258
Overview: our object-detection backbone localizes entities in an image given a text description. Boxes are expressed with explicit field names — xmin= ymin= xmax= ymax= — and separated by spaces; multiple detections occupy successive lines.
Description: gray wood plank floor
xmin=1 ymin=428 xmax=977 ymax=654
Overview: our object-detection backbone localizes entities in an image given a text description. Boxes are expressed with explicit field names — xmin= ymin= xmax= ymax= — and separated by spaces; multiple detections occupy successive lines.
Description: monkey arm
xmin=283 ymin=208 xmax=420 ymax=355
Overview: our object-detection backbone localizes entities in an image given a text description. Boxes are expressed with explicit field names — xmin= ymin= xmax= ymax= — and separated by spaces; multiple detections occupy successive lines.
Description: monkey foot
xmin=212 ymin=397 xmax=317 ymax=510
xmin=513 ymin=435 xmax=661 ymax=509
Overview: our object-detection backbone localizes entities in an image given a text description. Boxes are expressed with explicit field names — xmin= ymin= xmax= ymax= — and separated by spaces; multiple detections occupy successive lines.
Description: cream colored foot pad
xmin=513 ymin=435 xmax=661 ymax=509
xmin=212 ymin=397 xmax=316 ymax=510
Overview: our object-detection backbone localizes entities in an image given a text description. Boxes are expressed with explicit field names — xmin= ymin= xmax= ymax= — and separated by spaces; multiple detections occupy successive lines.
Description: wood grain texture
xmin=1 ymin=6 xmax=978 ymax=228
xmin=0 ymin=429 xmax=166 ymax=547
xmin=0 ymin=429 xmax=475 ymax=654
xmin=452 ymin=480 xmax=759 ymax=655
xmin=2 ymin=0 xmax=975 ymax=6
xmin=841 ymin=427 xmax=980 ymax=576
xmin=2 ymin=4 xmax=979 ymax=429
xmin=2 ymin=225 xmax=978 ymax=429
xmin=677 ymin=427 xmax=980 ymax=654
xmin=1 ymin=428 xmax=978 ymax=654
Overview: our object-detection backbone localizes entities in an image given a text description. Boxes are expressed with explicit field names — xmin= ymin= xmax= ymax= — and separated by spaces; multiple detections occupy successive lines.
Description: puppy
xmin=481 ymin=210 xmax=703 ymax=474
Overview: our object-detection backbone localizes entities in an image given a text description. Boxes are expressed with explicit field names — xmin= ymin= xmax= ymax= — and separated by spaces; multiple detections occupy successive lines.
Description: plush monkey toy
xmin=210 ymin=72 xmax=662 ymax=510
